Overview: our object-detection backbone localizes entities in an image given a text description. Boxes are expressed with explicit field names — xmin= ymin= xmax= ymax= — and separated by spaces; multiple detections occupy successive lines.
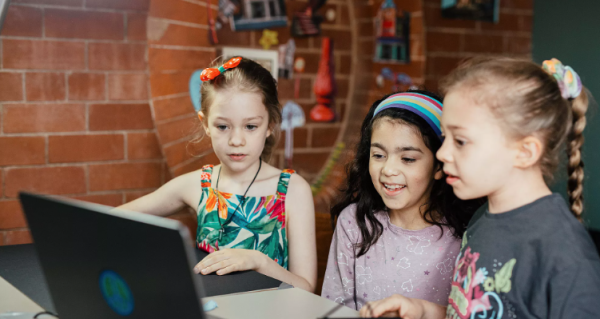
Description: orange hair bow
xmin=200 ymin=57 xmax=242 ymax=82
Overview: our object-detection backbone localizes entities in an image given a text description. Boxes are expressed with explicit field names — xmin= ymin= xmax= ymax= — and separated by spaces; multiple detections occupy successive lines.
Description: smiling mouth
xmin=381 ymin=183 xmax=406 ymax=195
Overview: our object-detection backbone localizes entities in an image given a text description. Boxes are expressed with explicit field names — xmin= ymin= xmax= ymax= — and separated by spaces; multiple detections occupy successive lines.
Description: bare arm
xmin=117 ymin=170 xmax=202 ymax=217
xmin=360 ymin=295 xmax=446 ymax=319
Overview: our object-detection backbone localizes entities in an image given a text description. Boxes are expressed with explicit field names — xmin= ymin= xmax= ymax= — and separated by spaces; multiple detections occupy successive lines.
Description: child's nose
xmin=229 ymin=129 xmax=245 ymax=146
xmin=436 ymin=140 xmax=452 ymax=163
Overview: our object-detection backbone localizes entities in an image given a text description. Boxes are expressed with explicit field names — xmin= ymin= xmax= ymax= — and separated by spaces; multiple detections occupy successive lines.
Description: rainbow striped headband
xmin=373 ymin=92 xmax=443 ymax=139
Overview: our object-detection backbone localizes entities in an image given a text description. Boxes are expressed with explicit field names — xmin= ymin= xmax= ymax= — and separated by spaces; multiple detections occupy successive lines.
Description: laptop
xmin=19 ymin=192 xmax=218 ymax=319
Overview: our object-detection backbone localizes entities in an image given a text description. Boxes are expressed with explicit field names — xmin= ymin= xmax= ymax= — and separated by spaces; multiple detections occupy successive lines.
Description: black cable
xmin=34 ymin=311 xmax=58 ymax=318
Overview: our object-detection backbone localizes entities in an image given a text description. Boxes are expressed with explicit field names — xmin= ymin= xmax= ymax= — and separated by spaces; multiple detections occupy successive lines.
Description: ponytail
xmin=566 ymin=90 xmax=589 ymax=220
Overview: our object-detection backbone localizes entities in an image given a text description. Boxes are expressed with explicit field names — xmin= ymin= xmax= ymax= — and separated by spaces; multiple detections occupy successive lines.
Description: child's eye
xmin=455 ymin=138 xmax=466 ymax=147
xmin=216 ymin=125 xmax=228 ymax=131
xmin=246 ymin=124 xmax=258 ymax=130
xmin=372 ymin=154 xmax=385 ymax=159
xmin=402 ymin=158 xmax=416 ymax=163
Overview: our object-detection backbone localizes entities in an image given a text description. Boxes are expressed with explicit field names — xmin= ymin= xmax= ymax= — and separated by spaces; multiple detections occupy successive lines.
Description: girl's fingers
xmin=196 ymin=251 xmax=230 ymax=272
xmin=199 ymin=259 xmax=231 ymax=275
xmin=216 ymin=263 xmax=238 ymax=275
xmin=369 ymin=297 xmax=403 ymax=318
xmin=360 ymin=301 xmax=378 ymax=317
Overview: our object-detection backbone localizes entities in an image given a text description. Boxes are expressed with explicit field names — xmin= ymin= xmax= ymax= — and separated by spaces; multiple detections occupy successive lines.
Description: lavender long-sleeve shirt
xmin=321 ymin=204 xmax=461 ymax=310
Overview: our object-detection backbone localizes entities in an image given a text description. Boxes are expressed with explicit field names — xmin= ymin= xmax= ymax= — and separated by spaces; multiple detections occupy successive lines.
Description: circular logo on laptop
xmin=99 ymin=270 xmax=134 ymax=316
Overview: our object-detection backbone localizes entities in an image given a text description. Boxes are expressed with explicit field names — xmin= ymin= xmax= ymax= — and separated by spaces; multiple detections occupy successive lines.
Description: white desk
xmin=0 ymin=276 xmax=358 ymax=318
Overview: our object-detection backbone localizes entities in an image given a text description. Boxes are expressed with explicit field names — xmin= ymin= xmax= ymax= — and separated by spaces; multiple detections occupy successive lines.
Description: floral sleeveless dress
xmin=196 ymin=165 xmax=294 ymax=269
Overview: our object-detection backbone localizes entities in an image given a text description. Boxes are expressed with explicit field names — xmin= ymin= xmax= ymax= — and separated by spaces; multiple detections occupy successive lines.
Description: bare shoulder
xmin=285 ymin=173 xmax=314 ymax=217
xmin=287 ymin=173 xmax=312 ymax=196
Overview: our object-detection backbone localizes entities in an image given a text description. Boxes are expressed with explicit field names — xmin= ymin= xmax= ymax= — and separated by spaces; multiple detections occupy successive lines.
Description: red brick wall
xmin=423 ymin=0 xmax=533 ymax=91
xmin=0 ymin=0 xmax=164 ymax=245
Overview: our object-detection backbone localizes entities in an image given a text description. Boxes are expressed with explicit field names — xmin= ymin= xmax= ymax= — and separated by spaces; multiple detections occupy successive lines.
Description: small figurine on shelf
xmin=374 ymin=0 xmax=410 ymax=63
xmin=376 ymin=67 xmax=417 ymax=92
xmin=291 ymin=0 xmax=327 ymax=37
xmin=310 ymin=37 xmax=336 ymax=122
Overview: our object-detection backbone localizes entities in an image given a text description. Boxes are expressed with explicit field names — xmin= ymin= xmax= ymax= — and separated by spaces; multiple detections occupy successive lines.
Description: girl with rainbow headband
xmin=119 ymin=57 xmax=317 ymax=291
xmin=322 ymin=90 xmax=482 ymax=309
xmin=360 ymin=58 xmax=600 ymax=318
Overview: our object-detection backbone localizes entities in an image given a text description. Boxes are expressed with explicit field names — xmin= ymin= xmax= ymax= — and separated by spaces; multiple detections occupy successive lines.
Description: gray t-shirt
xmin=322 ymin=204 xmax=461 ymax=310
xmin=446 ymin=194 xmax=600 ymax=319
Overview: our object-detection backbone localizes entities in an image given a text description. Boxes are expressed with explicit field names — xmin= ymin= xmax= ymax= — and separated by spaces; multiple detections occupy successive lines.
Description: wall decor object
xmin=441 ymin=0 xmax=499 ymax=23
xmin=290 ymin=0 xmax=327 ymax=37
xmin=310 ymin=142 xmax=345 ymax=196
xmin=189 ymin=70 xmax=204 ymax=112
xmin=310 ymin=37 xmax=336 ymax=122
xmin=230 ymin=0 xmax=288 ymax=31
xmin=207 ymin=0 xmax=219 ymax=44
xmin=376 ymin=67 xmax=417 ymax=92
xmin=281 ymin=101 xmax=305 ymax=169
xmin=374 ymin=0 xmax=410 ymax=63
xmin=221 ymin=47 xmax=279 ymax=78
xmin=259 ymin=29 xmax=279 ymax=50
xmin=278 ymin=39 xmax=296 ymax=79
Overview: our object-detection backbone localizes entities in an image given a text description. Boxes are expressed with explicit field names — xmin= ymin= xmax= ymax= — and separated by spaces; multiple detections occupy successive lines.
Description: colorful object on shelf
xmin=542 ymin=58 xmax=583 ymax=100
xmin=189 ymin=69 xmax=203 ymax=112
xmin=207 ymin=0 xmax=218 ymax=44
xmin=376 ymin=67 xmax=417 ymax=92
xmin=259 ymin=29 xmax=279 ymax=50
xmin=311 ymin=37 xmax=336 ymax=122
xmin=291 ymin=0 xmax=327 ymax=37
xmin=310 ymin=142 xmax=345 ymax=196
xmin=216 ymin=0 xmax=240 ymax=30
xmin=200 ymin=57 xmax=242 ymax=82
xmin=278 ymin=39 xmax=296 ymax=79
xmin=281 ymin=101 xmax=305 ymax=169
xmin=230 ymin=0 xmax=287 ymax=31
xmin=441 ymin=0 xmax=499 ymax=23
xmin=374 ymin=0 xmax=410 ymax=63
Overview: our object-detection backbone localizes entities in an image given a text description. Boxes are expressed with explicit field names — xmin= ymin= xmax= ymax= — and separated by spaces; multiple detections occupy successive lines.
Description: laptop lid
xmin=19 ymin=192 xmax=208 ymax=319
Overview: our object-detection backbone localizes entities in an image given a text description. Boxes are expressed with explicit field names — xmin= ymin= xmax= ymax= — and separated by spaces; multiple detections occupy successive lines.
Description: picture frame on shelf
xmin=221 ymin=47 xmax=279 ymax=79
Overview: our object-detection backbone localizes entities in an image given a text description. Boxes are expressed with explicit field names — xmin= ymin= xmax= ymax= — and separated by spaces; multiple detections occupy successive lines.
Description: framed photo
xmin=221 ymin=47 xmax=279 ymax=79
xmin=441 ymin=0 xmax=500 ymax=23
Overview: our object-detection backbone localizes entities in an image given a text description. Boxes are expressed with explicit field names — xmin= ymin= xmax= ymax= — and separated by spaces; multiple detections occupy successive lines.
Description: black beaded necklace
xmin=215 ymin=159 xmax=262 ymax=241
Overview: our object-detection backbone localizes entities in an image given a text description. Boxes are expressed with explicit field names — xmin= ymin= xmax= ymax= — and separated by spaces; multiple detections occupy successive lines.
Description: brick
xmin=89 ymin=43 xmax=146 ymax=71
xmin=49 ymin=134 xmax=125 ymax=163
xmin=153 ymin=95 xmax=195 ymax=121
xmin=410 ymin=15 xmax=423 ymax=36
xmin=358 ymin=20 xmax=374 ymax=37
xmin=500 ymin=0 xmax=533 ymax=11
xmin=277 ymin=127 xmax=308 ymax=149
xmin=480 ymin=13 xmax=521 ymax=32
xmin=464 ymin=34 xmax=503 ymax=53
xmin=3 ymin=104 xmax=85 ymax=133
xmin=89 ymin=103 xmax=154 ymax=131
xmin=149 ymin=48 xmax=215 ymax=72
xmin=339 ymin=5 xmax=350 ymax=25
xmin=354 ymin=3 xmax=373 ymax=19
xmin=5 ymin=166 xmax=86 ymax=197
xmin=278 ymin=78 xmax=312 ymax=100
xmin=292 ymin=152 xmax=330 ymax=175
xmin=71 ymin=194 xmax=124 ymax=207
xmin=125 ymin=191 xmax=152 ymax=203
xmin=0 ymin=200 xmax=27 ymax=229
xmin=149 ymin=71 xmax=193 ymax=97
xmin=127 ymin=13 xmax=147 ymax=41
xmin=506 ymin=36 xmax=531 ymax=55
xmin=275 ymin=27 xmax=308 ymax=49
xmin=426 ymin=56 xmax=464 ymax=78
xmin=2 ymin=39 xmax=85 ymax=70
xmin=0 ymin=170 xmax=3 ymax=196
xmin=89 ymin=162 xmax=162 ymax=191
xmin=86 ymin=0 xmax=150 ymax=11
xmin=5 ymin=230 xmax=33 ymax=245
xmin=148 ymin=0 xmax=207 ymax=25
xmin=108 ymin=73 xmax=149 ymax=100
xmin=411 ymin=37 xmax=424 ymax=58
xmin=426 ymin=31 xmax=461 ymax=53
xmin=317 ymin=4 xmax=338 ymax=25
xmin=1 ymin=6 xmax=43 ymax=37
xmin=0 ymin=137 xmax=45 ymax=166
xmin=337 ymin=78 xmax=349 ymax=99
xmin=45 ymin=9 xmax=124 ymax=40
xmin=0 ymin=72 xmax=23 ymax=101
xmin=358 ymin=39 xmax=374 ymax=56
xmin=148 ymin=23 xmax=211 ymax=47
xmin=127 ymin=132 xmax=162 ymax=160
xmin=25 ymin=72 xmax=66 ymax=101
xmin=163 ymin=140 xmax=194 ymax=168
xmin=68 ymin=73 xmax=105 ymax=101
xmin=397 ymin=0 xmax=421 ymax=12
xmin=294 ymin=52 xmax=321 ymax=74
xmin=338 ymin=55 xmax=351 ymax=75
xmin=12 ymin=0 xmax=82 ymax=6
xmin=173 ymin=151 xmax=219 ymax=177
xmin=155 ymin=115 xmax=197 ymax=144
xmin=312 ymin=127 xmax=340 ymax=148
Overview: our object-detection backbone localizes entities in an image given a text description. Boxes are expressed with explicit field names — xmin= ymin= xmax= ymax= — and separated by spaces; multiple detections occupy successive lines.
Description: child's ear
xmin=198 ymin=111 xmax=210 ymax=136
xmin=514 ymin=136 xmax=543 ymax=169
xmin=266 ymin=125 xmax=272 ymax=138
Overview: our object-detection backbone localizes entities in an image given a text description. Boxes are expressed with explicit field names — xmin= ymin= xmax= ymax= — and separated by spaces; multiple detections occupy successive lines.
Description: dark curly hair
xmin=331 ymin=89 xmax=484 ymax=257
